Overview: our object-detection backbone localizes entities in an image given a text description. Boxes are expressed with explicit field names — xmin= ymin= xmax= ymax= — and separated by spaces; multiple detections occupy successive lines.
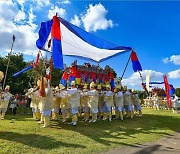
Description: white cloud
xmin=0 ymin=1 xmax=38 ymax=56
xmin=28 ymin=7 xmax=36 ymax=26
xmin=170 ymin=55 xmax=180 ymax=65
xmin=70 ymin=15 xmax=81 ymax=26
xmin=122 ymin=70 xmax=164 ymax=87
xmin=17 ymin=0 xmax=26 ymax=6
xmin=61 ymin=0 xmax=71 ymax=4
xmin=168 ymin=69 xmax=180 ymax=79
xmin=48 ymin=6 xmax=66 ymax=19
xmin=81 ymin=3 xmax=114 ymax=32
xmin=33 ymin=0 xmax=50 ymax=7
xmin=163 ymin=55 xmax=180 ymax=65
xmin=14 ymin=10 xmax=26 ymax=22
xmin=162 ymin=57 xmax=169 ymax=64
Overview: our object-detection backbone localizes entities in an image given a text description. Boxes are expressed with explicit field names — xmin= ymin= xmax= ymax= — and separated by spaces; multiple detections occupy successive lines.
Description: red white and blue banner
xmin=131 ymin=51 xmax=142 ymax=72
xmin=36 ymin=16 xmax=132 ymax=70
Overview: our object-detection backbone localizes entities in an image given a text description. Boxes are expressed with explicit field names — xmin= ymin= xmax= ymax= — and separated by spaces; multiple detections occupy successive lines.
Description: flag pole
xmin=3 ymin=35 xmax=16 ymax=90
xmin=120 ymin=50 xmax=133 ymax=80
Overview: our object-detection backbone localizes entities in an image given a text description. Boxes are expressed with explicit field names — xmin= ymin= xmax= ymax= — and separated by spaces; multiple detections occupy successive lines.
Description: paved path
xmin=103 ymin=132 xmax=180 ymax=154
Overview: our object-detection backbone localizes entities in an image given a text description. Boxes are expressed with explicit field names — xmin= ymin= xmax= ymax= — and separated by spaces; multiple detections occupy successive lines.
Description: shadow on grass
xmin=54 ymin=113 xmax=180 ymax=147
xmin=0 ymin=132 xmax=86 ymax=149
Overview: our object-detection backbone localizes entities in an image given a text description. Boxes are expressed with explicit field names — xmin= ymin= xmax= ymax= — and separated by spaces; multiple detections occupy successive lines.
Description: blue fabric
xmin=110 ymin=79 xmax=115 ymax=88
xmin=132 ymin=60 xmax=142 ymax=72
xmin=134 ymin=105 xmax=142 ymax=111
xmin=103 ymin=102 xmax=112 ymax=112
xmin=115 ymin=106 xmax=123 ymax=112
xmin=69 ymin=76 xmax=76 ymax=84
xmin=13 ymin=65 xmax=33 ymax=77
xmin=52 ymin=39 xmax=64 ymax=70
xmin=60 ymin=79 xmax=67 ymax=87
xmin=124 ymin=105 xmax=133 ymax=112
xmin=71 ymin=107 xmax=79 ymax=114
xmin=60 ymin=17 xmax=132 ymax=51
xmin=36 ymin=20 xmax=53 ymax=50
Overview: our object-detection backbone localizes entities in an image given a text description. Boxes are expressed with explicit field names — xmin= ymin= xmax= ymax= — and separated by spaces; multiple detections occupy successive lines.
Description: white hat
xmin=5 ymin=85 xmax=10 ymax=90
xmin=83 ymin=84 xmax=88 ymax=89
xmin=59 ymin=84 xmax=65 ymax=90
xmin=71 ymin=81 xmax=76 ymax=86
xmin=97 ymin=85 xmax=101 ymax=90
xmin=90 ymin=82 xmax=95 ymax=88
xmin=106 ymin=85 xmax=111 ymax=89
xmin=116 ymin=85 xmax=121 ymax=89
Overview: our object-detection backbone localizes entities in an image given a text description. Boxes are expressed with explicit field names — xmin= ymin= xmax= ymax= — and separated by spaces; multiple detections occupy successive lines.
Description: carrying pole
xmin=120 ymin=50 xmax=133 ymax=80
xmin=3 ymin=35 xmax=16 ymax=90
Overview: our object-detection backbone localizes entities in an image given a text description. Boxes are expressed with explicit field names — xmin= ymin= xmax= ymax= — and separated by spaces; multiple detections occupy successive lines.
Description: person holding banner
xmin=0 ymin=85 xmax=13 ymax=120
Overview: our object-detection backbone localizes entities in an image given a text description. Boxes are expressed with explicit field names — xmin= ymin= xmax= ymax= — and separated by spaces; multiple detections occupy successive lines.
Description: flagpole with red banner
xmin=163 ymin=74 xmax=171 ymax=107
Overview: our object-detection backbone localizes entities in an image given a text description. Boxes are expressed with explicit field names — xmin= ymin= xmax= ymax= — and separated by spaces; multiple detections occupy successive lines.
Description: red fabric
xmin=62 ymin=71 xmax=68 ymax=80
xmin=70 ymin=66 xmax=77 ymax=77
xmin=91 ymin=72 xmax=96 ymax=79
xmin=109 ymin=71 xmax=114 ymax=79
xmin=131 ymin=51 xmax=138 ymax=61
xmin=76 ymin=70 xmax=81 ymax=78
xmin=33 ymin=52 xmax=40 ymax=67
xmin=163 ymin=75 xmax=171 ymax=107
xmin=51 ymin=16 xmax=61 ymax=40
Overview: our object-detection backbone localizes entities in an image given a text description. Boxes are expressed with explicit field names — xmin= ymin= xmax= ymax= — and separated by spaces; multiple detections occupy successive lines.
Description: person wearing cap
xmin=97 ymin=84 xmax=104 ymax=119
xmin=0 ymin=85 xmax=13 ymax=120
xmin=123 ymin=86 xmax=133 ymax=118
xmin=52 ymin=86 xmax=61 ymax=120
xmin=80 ymin=84 xmax=90 ymax=121
xmin=25 ymin=86 xmax=40 ymax=121
xmin=114 ymin=85 xmax=124 ymax=120
xmin=132 ymin=91 xmax=142 ymax=116
xmin=87 ymin=82 xmax=99 ymax=123
xmin=67 ymin=81 xmax=80 ymax=126
xmin=59 ymin=84 xmax=70 ymax=123
xmin=38 ymin=77 xmax=53 ymax=128
xmin=103 ymin=85 xmax=114 ymax=121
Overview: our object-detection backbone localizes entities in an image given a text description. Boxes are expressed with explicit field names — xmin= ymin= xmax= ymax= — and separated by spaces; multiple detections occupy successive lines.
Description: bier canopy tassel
xmin=36 ymin=15 xmax=132 ymax=69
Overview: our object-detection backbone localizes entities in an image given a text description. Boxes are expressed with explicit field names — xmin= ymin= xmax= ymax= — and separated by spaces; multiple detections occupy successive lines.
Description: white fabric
xmin=60 ymin=23 xmax=127 ymax=62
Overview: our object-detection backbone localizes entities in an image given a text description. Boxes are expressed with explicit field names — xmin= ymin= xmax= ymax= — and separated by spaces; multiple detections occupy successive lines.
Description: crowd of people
xmin=21 ymin=77 xmax=143 ymax=128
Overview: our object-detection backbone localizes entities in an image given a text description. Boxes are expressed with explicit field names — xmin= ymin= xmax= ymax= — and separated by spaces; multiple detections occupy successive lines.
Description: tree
xmin=0 ymin=53 xmax=30 ymax=95
xmin=175 ymin=88 xmax=180 ymax=97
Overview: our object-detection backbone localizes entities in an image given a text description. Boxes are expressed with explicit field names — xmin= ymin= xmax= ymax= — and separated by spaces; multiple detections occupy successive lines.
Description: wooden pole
xmin=3 ymin=35 xmax=16 ymax=90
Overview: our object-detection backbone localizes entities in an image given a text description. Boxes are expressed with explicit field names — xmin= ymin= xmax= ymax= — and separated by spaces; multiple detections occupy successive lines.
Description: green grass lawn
xmin=0 ymin=108 xmax=180 ymax=154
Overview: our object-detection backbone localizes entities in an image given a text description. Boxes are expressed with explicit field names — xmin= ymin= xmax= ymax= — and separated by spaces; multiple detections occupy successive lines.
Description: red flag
xmin=62 ymin=71 xmax=68 ymax=80
xmin=163 ymin=75 xmax=171 ymax=107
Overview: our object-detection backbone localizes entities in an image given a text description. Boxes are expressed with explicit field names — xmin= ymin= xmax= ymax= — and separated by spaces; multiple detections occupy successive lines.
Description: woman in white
xmin=88 ymin=82 xmax=99 ymax=123
xmin=0 ymin=85 xmax=13 ymax=120
xmin=67 ymin=81 xmax=80 ymax=126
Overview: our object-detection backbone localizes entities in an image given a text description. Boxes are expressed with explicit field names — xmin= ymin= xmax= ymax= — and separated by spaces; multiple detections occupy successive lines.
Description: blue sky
xmin=0 ymin=0 xmax=179 ymax=89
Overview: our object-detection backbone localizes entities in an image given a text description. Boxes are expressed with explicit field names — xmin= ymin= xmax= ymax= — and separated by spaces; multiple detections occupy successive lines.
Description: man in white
xmin=0 ymin=85 xmax=13 ymax=120
xmin=52 ymin=86 xmax=60 ymax=120
xmin=114 ymin=85 xmax=124 ymax=121
xmin=88 ymin=82 xmax=99 ymax=123
xmin=39 ymin=78 xmax=53 ymax=128
xmin=67 ymin=81 xmax=80 ymax=126
xmin=80 ymin=84 xmax=90 ymax=122
xmin=26 ymin=87 xmax=41 ymax=120
xmin=123 ymin=86 xmax=133 ymax=118
xmin=59 ymin=84 xmax=70 ymax=123
xmin=103 ymin=85 xmax=114 ymax=121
